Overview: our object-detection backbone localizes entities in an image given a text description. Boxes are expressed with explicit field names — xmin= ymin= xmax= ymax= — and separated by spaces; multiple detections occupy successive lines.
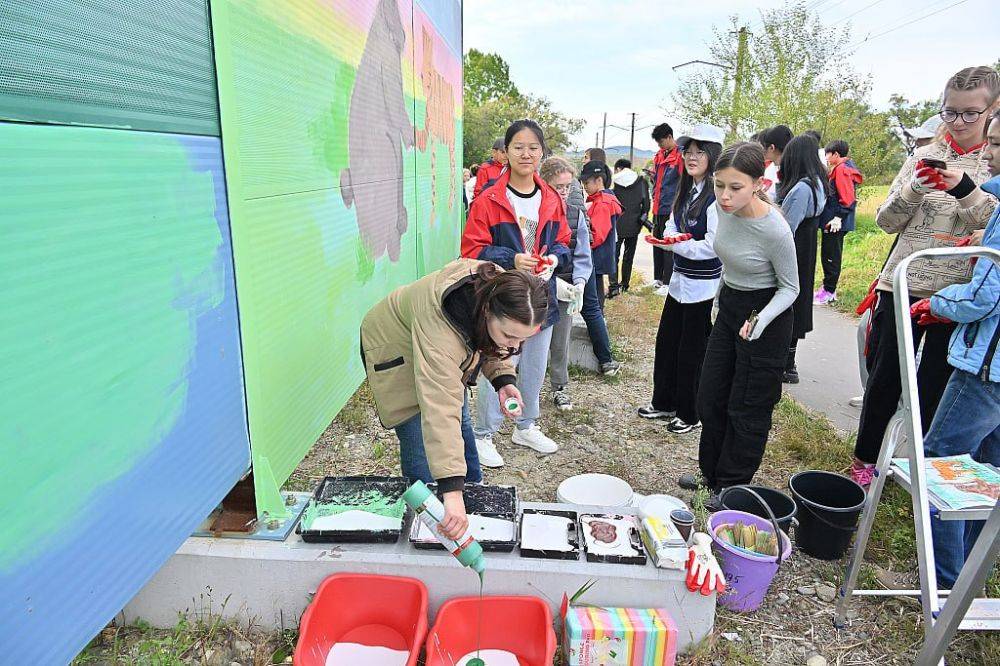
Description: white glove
xmin=555 ymin=277 xmax=574 ymax=302
xmin=825 ymin=217 xmax=842 ymax=233
xmin=536 ymin=254 xmax=557 ymax=281
xmin=686 ymin=532 xmax=726 ymax=596
xmin=568 ymin=282 xmax=585 ymax=316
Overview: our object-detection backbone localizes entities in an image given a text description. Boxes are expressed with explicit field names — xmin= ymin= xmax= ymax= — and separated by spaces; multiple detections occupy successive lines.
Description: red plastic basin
xmin=294 ymin=573 xmax=428 ymax=666
xmin=424 ymin=595 xmax=556 ymax=666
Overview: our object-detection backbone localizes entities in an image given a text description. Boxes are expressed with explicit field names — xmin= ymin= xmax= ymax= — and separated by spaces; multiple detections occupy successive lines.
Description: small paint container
xmin=503 ymin=397 xmax=521 ymax=413
xmin=669 ymin=509 xmax=695 ymax=543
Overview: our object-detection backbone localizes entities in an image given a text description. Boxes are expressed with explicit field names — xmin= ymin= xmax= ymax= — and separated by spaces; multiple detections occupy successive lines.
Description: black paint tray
xmin=579 ymin=513 xmax=647 ymax=566
xmin=297 ymin=476 xmax=410 ymax=543
xmin=519 ymin=508 xmax=580 ymax=560
xmin=410 ymin=483 xmax=518 ymax=552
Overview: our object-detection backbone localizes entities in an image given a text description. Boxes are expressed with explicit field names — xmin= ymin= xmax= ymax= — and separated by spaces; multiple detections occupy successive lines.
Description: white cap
xmin=906 ymin=114 xmax=943 ymax=140
xmin=677 ymin=123 xmax=726 ymax=149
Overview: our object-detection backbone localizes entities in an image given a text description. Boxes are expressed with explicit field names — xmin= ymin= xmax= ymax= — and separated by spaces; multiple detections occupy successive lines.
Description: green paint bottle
xmin=402 ymin=481 xmax=486 ymax=574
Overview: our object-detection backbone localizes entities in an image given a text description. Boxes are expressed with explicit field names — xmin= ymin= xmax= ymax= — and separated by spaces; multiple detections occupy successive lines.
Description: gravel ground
xmin=286 ymin=285 xmax=997 ymax=665
xmin=79 ymin=283 xmax=993 ymax=665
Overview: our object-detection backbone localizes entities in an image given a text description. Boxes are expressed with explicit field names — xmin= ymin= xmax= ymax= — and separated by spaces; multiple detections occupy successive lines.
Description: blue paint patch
xmin=0 ymin=135 xmax=250 ymax=664
xmin=416 ymin=0 xmax=462 ymax=59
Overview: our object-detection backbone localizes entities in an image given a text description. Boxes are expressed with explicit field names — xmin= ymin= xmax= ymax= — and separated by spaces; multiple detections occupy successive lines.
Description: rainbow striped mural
xmin=0 ymin=0 xmax=462 ymax=661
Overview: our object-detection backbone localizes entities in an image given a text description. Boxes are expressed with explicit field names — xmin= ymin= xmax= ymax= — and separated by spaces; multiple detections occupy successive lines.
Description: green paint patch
xmin=0 ymin=124 xmax=225 ymax=569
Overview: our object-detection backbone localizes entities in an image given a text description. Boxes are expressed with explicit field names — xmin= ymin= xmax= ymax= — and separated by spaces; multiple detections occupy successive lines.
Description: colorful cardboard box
xmin=564 ymin=607 xmax=678 ymax=666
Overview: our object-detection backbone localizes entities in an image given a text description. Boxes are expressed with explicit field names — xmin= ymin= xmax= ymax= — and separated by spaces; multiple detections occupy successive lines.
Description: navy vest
xmin=672 ymin=186 xmax=722 ymax=281
xmin=592 ymin=189 xmax=618 ymax=275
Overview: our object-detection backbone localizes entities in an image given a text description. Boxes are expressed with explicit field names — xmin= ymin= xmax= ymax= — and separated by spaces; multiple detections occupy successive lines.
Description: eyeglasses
xmin=683 ymin=150 xmax=708 ymax=159
xmin=552 ymin=183 xmax=571 ymax=193
xmin=939 ymin=108 xmax=988 ymax=124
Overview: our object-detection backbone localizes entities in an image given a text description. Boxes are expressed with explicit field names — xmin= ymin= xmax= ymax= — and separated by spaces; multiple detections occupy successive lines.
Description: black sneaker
xmin=553 ymin=389 xmax=573 ymax=411
xmin=607 ymin=285 xmax=621 ymax=299
xmin=666 ymin=418 xmax=700 ymax=434
xmin=782 ymin=365 xmax=800 ymax=384
xmin=705 ymin=491 xmax=726 ymax=513
xmin=638 ymin=404 xmax=675 ymax=420
xmin=678 ymin=473 xmax=701 ymax=490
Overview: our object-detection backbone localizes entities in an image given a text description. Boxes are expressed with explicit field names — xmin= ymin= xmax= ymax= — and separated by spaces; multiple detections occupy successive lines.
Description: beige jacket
xmin=876 ymin=140 xmax=996 ymax=298
xmin=360 ymin=259 xmax=515 ymax=485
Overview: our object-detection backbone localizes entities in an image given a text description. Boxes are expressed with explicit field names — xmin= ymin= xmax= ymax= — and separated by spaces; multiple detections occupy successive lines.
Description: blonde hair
xmin=539 ymin=155 xmax=576 ymax=184
xmin=940 ymin=66 xmax=1000 ymax=140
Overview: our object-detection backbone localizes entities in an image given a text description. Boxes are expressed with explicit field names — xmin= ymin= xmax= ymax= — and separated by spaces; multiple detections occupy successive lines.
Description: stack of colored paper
xmin=564 ymin=607 xmax=678 ymax=666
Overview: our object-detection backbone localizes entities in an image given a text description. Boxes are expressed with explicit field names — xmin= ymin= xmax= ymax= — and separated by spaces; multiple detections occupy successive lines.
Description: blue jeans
xmin=394 ymin=394 xmax=482 ymax=485
xmin=924 ymin=369 xmax=1000 ymax=588
xmin=581 ymin=271 xmax=614 ymax=364
xmin=475 ymin=325 xmax=554 ymax=437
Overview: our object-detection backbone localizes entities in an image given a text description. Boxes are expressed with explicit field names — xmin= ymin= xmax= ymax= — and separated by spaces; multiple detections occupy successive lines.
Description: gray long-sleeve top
xmin=713 ymin=204 xmax=799 ymax=340
xmin=778 ymin=177 xmax=827 ymax=233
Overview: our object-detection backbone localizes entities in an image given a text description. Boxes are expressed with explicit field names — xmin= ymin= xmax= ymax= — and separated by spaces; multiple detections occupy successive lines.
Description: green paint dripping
xmin=467 ymin=570 xmax=485 ymax=666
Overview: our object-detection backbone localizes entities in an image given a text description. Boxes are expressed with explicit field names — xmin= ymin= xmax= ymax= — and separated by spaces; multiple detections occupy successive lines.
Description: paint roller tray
xmin=519 ymin=509 xmax=580 ymax=560
xmin=297 ymin=476 xmax=410 ymax=543
xmin=410 ymin=483 xmax=518 ymax=552
xmin=579 ymin=513 xmax=648 ymax=566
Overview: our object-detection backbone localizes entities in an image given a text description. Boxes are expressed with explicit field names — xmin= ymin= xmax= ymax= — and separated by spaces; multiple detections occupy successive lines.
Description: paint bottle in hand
xmin=503 ymin=396 xmax=521 ymax=415
xmin=402 ymin=481 xmax=486 ymax=575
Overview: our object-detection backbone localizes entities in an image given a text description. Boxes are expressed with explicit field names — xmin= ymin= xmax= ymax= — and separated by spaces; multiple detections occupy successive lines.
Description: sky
xmin=463 ymin=0 xmax=999 ymax=153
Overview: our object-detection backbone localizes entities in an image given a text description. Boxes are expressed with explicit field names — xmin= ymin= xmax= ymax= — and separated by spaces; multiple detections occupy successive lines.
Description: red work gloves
xmin=644 ymin=233 xmax=692 ymax=247
xmin=910 ymin=298 xmax=951 ymax=326
xmin=686 ymin=533 xmax=726 ymax=596
xmin=911 ymin=160 xmax=949 ymax=194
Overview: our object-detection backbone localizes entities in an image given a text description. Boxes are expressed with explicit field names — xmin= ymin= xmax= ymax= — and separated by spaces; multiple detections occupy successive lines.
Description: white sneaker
xmin=849 ymin=395 xmax=864 ymax=408
xmin=655 ymin=285 xmax=670 ymax=297
xmin=651 ymin=280 xmax=663 ymax=289
xmin=511 ymin=424 xmax=559 ymax=454
xmin=475 ymin=436 xmax=505 ymax=468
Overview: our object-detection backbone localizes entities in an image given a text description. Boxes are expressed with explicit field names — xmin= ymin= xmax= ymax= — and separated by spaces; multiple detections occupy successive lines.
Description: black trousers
xmin=854 ymin=291 xmax=956 ymax=463
xmin=791 ymin=219 xmax=819 ymax=340
xmin=697 ymin=286 xmax=793 ymax=490
xmin=652 ymin=214 xmax=674 ymax=284
xmin=820 ymin=229 xmax=846 ymax=293
xmin=610 ymin=236 xmax=639 ymax=291
xmin=653 ymin=295 xmax=713 ymax=424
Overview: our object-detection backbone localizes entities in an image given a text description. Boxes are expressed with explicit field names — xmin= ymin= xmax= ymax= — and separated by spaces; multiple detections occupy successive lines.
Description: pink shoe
xmin=814 ymin=287 xmax=835 ymax=305
xmin=850 ymin=459 xmax=876 ymax=488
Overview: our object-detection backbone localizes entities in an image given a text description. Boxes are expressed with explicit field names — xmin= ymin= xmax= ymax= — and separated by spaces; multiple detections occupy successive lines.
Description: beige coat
xmin=876 ymin=140 xmax=996 ymax=298
xmin=360 ymin=259 xmax=515 ymax=483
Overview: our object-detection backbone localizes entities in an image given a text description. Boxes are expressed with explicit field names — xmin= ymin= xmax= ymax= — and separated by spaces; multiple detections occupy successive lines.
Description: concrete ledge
xmin=125 ymin=503 xmax=715 ymax=651
xmin=567 ymin=315 xmax=600 ymax=373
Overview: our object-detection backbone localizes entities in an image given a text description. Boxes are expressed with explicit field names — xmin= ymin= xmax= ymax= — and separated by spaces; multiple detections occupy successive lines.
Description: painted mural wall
xmin=0 ymin=0 xmax=463 ymax=662
xmin=210 ymin=0 xmax=464 ymax=514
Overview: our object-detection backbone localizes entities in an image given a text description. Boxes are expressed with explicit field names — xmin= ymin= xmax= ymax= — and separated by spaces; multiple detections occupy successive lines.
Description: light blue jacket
xmin=930 ymin=175 xmax=1000 ymax=382
xmin=570 ymin=209 xmax=594 ymax=286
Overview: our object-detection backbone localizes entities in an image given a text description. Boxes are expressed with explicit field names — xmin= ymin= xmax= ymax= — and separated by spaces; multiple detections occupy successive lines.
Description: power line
xmin=846 ymin=0 xmax=972 ymax=52
xmin=829 ymin=0 xmax=890 ymax=26
xmin=816 ymin=0 xmax=856 ymax=17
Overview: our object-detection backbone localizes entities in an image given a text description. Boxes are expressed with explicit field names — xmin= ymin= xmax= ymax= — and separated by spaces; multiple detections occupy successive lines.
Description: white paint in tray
xmin=520 ymin=513 xmax=574 ymax=552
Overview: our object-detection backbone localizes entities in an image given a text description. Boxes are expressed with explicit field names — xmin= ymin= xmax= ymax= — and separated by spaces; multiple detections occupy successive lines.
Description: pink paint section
xmin=623 ymin=608 xmax=647 ymax=665
xmin=652 ymin=608 xmax=678 ymax=666
xmin=412 ymin=6 xmax=461 ymax=87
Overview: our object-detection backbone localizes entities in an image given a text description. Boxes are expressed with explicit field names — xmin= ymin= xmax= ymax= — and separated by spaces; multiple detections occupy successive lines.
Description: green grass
xmin=817 ymin=185 xmax=893 ymax=317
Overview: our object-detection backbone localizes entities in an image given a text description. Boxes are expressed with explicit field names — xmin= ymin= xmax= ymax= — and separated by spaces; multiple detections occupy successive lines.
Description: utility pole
xmin=628 ymin=113 xmax=637 ymax=165
xmin=594 ymin=131 xmax=599 ymax=148
xmin=601 ymin=112 xmax=607 ymax=150
xmin=731 ymin=26 xmax=748 ymax=138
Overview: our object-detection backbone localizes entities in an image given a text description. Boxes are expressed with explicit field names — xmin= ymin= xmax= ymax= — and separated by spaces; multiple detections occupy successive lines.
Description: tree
xmin=463 ymin=51 xmax=583 ymax=166
xmin=464 ymin=49 xmax=520 ymax=106
xmin=671 ymin=2 xmax=904 ymax=181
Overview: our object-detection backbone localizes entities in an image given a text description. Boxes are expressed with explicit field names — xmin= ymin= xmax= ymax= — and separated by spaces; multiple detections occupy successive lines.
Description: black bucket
xmin=720 ymin=485 xmax=798 ymax=535
xmin=788 ymin=471 xmax=866 ymax=560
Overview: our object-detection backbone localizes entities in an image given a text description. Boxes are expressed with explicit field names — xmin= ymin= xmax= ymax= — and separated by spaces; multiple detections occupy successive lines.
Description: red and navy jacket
xmin=473 ymin=159 xmax=506 ymax=199
xmin=820 ymin=159 xmax=864 ymax=232
xmin=652 ymin=147 xmax=684 ymax=217
xmin=586 ymin=189 xmax=623 ymax=276
xmin=461 ymin=170 xmax=571 ymax=328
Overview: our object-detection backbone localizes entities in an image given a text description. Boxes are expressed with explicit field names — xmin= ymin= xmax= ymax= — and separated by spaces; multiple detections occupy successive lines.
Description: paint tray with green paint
xmin=297 ymin=476 xmax=409 ymax=543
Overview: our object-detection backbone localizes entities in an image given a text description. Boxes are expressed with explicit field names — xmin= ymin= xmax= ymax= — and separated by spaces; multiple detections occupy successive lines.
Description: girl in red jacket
xmin=461 ymin=119 xmax=571 ymax=467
